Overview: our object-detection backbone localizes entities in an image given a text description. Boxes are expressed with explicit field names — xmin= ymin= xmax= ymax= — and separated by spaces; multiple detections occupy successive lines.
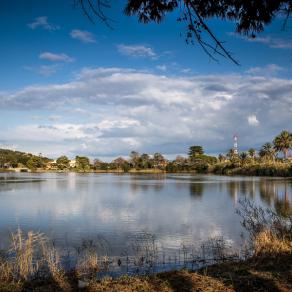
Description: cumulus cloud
xmin=28 ymin=16 xmax=59 ymax=30
xmin=247 ymin=114 xmax=260 ymax=126
xmin=1 ymin=67 xmax=292 ymax=158
xmin=39 ymin=52 xmax=75 ymax=62
xmin=117 ymin=44 xmax=157 ymax=59
xmin=70 ymin=29 xmax=96 ymax=43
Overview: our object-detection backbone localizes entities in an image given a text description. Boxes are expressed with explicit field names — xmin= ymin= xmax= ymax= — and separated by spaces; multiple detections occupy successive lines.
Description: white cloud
xmin=24 ymin=65 xmax=60 ymax=76
xmin=28 ymin=16 xmax=59 ymax=30
xmin=228 ymin=32 xmax=292 ymax=50
xmin=1 ymin=67 xmax=292 ymax=157
xmin=117 ymin=44 xmax=157 ymax=59
xmin=247 ymin=114 xmax=260 ymax=126
xmin=250 ymin=36 xmax=292 ymax=50
xmin=70 ymin=29 xmax=96 ymax=43
xmin=156 ymin=65 xmax=167 ymax=71
xmin=246 ymin=64 xmax=284 ymax=76
xmin=39 ymin=52 xmax=75 ymax=62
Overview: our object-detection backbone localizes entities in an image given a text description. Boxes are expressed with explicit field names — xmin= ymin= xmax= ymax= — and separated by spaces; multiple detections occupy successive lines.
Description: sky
xmin=1 ymin=0 xmax=292 ymax=160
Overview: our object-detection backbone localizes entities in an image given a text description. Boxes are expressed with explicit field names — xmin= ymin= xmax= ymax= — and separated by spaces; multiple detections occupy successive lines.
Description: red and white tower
xmin=233 ymin=134 xmax=238 ymax=154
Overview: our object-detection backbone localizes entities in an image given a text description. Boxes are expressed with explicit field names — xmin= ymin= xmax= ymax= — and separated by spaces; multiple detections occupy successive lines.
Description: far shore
xmin=1 ymin=167 xmax=292 ymax=177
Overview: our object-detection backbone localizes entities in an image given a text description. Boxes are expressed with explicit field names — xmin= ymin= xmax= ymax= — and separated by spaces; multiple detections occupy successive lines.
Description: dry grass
xmin=0 ymin=229 xmax=71 ymax=290
xmin=253 ymin=230 xmax=292 ymax=256
xmin=76 ymin=249 xmax=100 ymax=279
xmin=87 ymin=270 xmax=231 ymax=292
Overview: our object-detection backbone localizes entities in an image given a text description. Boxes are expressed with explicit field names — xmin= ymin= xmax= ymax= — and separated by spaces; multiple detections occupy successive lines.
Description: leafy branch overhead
xmin=76 ymin=0 xmax=292 ymax=65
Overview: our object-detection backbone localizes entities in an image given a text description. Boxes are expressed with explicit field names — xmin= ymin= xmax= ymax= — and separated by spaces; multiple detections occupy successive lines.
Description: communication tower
xmin=233 ymin=134 xmax=238 ymax=155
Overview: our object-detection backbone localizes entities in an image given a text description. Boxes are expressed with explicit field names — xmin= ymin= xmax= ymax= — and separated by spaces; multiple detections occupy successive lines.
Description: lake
xmin=0 ymin=173 xmax=291 ymax=273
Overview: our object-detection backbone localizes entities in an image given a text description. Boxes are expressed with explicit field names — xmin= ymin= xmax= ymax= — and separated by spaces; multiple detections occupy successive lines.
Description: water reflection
xmin=0 ymin=173 xmax=291 ymax=255
xmin=189 ymin=183 xmax=204 ymax=198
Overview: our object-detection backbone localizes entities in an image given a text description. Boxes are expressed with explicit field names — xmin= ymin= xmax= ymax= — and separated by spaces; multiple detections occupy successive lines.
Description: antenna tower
xmin=233 ymin=134 xmax=238 ymax=154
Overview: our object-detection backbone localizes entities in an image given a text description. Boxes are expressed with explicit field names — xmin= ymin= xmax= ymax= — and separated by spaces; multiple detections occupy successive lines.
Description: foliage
xmin=0 ymin=149 xmax=50 ymax=169
xmin=188 ymin=145 xmax=204 ymax=159
xmin=26 ymin=156 xmax=44 ymax=170
xmin=273 ymin=130 xmax=292 ymax=158
xmin=75 ymin=156 xmax=90 ymax=172
xmin=237 ymin=198 xmax=292 ymax=255
xmin=214 ymin=161 xmax=292 ymax=177
xmin=1 ymin=130 xmax=291 ymax=175
xmin=129 ymin=151 xmax=140 ymax=169
xmin=259 ymin=142 xmax=276 ymax=162
xmin=248 ymin=148 xmax=256 ymax=159
xmin=56 ymin=156 xmax=70 ymax=170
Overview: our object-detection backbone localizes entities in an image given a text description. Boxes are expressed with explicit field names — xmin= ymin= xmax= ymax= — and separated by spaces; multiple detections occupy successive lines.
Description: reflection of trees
xmin=227 ymin=180 xmax=257 ymax=203
xmin=239 ymin=181 xmax=248 ymax=195
xmin=247 ymin=180 xmax=256 ymax=199
xmin=274 ymin=183 xmax=292 ymax=217
xmin=129 ymin=175 xmax=166 ymax=192
xmin=189 ymin=183 xmax=204 ymax=199
xmin=227 ymin=181 xmax=239 ymax=203
xmin=258 ymin=179 xmax=292 ymax=217
xmin=238 ymin=180 xmax=255 ymax=199
xmin=259 ymin=180 xmax=277 ymax=206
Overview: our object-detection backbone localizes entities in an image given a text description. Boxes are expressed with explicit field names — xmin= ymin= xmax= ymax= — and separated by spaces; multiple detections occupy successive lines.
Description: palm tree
xmin=239 ymin=152 xmax=248 ymax=166
xmin=248 ymin=148 xmax=256 ymax=160
xmin=273 ymin=130 xmax=292 ymax=159
xmin=259 ymin=143 xmax=276 ymax=162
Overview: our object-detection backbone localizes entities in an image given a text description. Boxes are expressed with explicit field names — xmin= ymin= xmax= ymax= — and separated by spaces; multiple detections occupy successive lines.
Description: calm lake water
xmin=0 ymin=173 xmax=291 ymax=257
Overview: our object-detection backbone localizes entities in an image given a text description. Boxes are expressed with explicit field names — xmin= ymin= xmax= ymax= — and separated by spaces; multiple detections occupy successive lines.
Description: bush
xmin=237 ymin=198 xmax=292 ymax=256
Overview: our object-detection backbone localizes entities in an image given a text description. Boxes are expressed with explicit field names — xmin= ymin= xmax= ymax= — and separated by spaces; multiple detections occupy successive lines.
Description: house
xmin=45 ymin=160 xmax=58 ymax=170
xmin=69 ymin=160 xmax=76 ymax=168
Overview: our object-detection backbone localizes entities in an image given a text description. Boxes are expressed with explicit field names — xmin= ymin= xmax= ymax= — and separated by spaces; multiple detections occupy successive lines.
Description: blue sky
xmin=1 ymin=0 xmax=292 ymax=160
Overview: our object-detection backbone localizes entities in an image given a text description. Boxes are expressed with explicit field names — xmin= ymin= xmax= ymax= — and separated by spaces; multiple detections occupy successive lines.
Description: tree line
xmin=0 ymin=130 xmax=291 ymax=172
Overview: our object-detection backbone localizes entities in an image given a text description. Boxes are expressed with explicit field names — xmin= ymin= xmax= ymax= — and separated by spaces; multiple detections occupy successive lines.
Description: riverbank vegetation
xmin=0 ymin=130 xmax=291 ymax=176
xmin=0 ymin=199 xmax=291 ymax=291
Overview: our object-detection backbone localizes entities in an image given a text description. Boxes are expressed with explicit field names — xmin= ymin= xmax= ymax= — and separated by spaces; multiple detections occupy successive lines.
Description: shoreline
xmin=1 ymin=251 xmax=291 ymax=291
xmin=1 ymin=168 xmax=292 ymax=178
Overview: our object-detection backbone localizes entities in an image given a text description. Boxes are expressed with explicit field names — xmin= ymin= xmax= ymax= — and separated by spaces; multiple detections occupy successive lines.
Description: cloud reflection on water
xmin=0 ymin=173 xmax=291 ymax=254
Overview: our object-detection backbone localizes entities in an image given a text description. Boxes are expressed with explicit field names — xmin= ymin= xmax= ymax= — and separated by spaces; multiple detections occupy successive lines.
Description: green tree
xmin=174 ymin=155 xmax=187 ymax=166
xmin=153 ymin=153 xmax=166 ymax=168
xmin=93 ymin=158 xmax=103 ymax=170
xmin=259 ymin=143 xmax=276 ymax=162
xmin=76 ymin=156 xmax=90 ymax=172
xmin=56 ymin=155 xmax=70 ymax=170
xmin=27 ymin=156 xmax=43 ymax=170
xmin=248 ymin=148 xmax=256 ymax=160
xmin=239 ymin=151 xmax=248 ymax=166
xmin=273 ymin=130 xmax=292 ymax=159
xmin=113 ymin=157 xmax=127 ymax=170
xmin=188 ymin=146 xmax=204 ymax=159
xmin=129 ymin=151 xmax=140 ymax=169
xmin=140 ymin=153 xmax=151 ymax=169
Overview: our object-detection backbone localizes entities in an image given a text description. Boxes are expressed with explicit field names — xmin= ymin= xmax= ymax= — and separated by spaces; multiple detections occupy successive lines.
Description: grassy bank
xmin=1 ymin=234 xmax=291 ymax=291
xmin=213 ymin=161 xmax=292 ymax=177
